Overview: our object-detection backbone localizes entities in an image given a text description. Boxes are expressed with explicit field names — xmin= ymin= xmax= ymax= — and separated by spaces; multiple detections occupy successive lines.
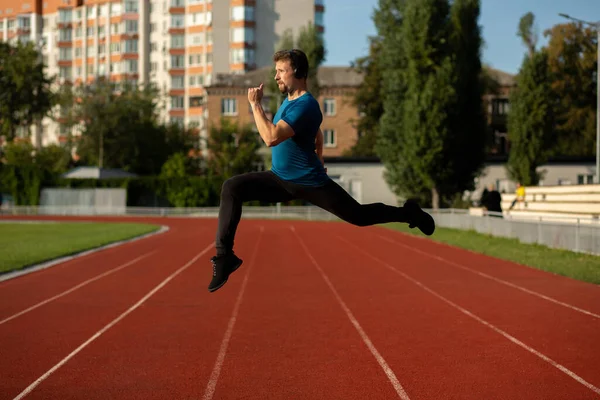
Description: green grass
xmin=382 ymin=223 xmax=600 ymax=285
xmin=0 ymin=222 xmax=161 ymax=274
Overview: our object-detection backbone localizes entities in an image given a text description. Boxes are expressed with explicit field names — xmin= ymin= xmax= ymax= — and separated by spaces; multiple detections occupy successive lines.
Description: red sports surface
xmin=1 ymin=216 xmax=599 ymax=400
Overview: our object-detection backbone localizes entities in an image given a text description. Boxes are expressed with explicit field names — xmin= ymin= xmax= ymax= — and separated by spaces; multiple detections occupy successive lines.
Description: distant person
xmin=207 ymin=49 xmax=435 ymax=293
xmin=481 ymin=184 xmax=503 ymax=217
xmin=509 ymin=183 xmax=526 ymax=210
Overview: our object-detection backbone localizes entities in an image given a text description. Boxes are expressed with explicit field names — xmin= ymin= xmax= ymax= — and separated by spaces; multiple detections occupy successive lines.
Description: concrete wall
xmin=325 ymin=160 xmax=598 ymax=208
xmin=325 ymin=162 xmax=399 ymax=206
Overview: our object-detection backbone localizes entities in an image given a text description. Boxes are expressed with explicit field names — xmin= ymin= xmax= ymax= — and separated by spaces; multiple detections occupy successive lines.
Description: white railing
xmin=1 ymin=206 xmax=598 ymax=255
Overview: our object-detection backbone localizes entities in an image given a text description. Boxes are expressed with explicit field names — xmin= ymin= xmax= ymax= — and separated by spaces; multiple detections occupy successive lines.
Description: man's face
xmin=274 ymin=60 xmax=295 ymax=94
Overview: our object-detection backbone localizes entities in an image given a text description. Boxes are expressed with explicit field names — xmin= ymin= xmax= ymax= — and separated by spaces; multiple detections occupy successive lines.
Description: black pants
xmin=215 ymin=171 xmax=410 ymax=255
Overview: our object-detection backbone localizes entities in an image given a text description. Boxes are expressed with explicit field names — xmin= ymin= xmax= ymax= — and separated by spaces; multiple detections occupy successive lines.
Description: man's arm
xmin=315 ymin=128 xmax=324 ymax=162
xmin=251 ymin=101 xmax=295 ymax=147
xmin=315 ymin=128 xmax=327 ymax=172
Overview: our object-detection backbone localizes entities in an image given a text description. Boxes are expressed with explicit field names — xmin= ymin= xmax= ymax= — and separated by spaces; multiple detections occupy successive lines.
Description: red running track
xmin=1 ymin=216 xmax=599 ymax=399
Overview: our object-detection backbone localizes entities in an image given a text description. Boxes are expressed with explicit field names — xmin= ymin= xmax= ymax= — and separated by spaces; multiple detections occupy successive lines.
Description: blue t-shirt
xmin=271 ymin=93 xmax=329 ymax=186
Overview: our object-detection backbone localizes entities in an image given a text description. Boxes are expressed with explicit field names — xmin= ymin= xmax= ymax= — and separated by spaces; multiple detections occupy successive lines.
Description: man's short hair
xmin=273 ymin=49 xmax=309 ymax=79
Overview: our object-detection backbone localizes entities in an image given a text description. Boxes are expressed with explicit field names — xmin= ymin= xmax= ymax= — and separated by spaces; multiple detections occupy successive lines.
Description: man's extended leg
xmin=297 ymin=179 xmax=435 ymax=235
xmin=210 ymin=171 xmax=294 ymax=292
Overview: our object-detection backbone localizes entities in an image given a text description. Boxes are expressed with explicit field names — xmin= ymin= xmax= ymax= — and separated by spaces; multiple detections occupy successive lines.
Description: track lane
xmin=297 ymin=221 xmax=599 ymax=400
xmin=212 ymin=221 xmax=405 ymax=399
xmin=370 ymin=224 xmax=600 ymax=315
xmin=334 ymin=224 xmax=600 ymax=392
xmin=7 ymin=223 xmax=259 ymax=400
xmin=0 ymin=220 xmax=214 ymax=400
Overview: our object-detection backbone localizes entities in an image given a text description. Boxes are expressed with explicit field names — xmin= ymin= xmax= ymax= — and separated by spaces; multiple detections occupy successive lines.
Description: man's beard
xmin=278 ymin=82 xmax=289 ymax=94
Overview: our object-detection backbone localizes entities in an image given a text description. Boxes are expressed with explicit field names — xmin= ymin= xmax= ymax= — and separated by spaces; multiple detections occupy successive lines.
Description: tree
xmin=0 ymin=41 xmax=55 ymax=143
xmin=36 ymin=144 xmax=72 ymax=174
xmin=544 ymin=22 xmax=598 ymax=156
xmin=376 ymin=0 xmax=457 ymax=209
xmin=58 ymin=79 xmax=194 ymax=175
xmin=518 ymin=12 xmax=538 ymax=58
xmin=296 ymin=22 xmax=326 ymax=99
xmin=374 ymin=0 xmax=424 ymax=205
xmin=205 ymin=118 xmax=262 ymax=180
xmin=2 ymin=141 xmax=34 ymax=167
xmin=345 ymin=36 xmax=384 ymax=157
xmin=267 ymin=23 xmax=326 ymax=115
xmin=443 ymin=0 xmax=487 ymax=202
xmin=506 ymin=13 xmax=554 ymax=186
xmin=373 ymin=0 xmax=487 ymax=209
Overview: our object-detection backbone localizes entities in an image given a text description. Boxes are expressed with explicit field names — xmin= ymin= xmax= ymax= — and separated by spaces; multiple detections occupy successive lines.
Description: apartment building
xmin=0 ymin=0 xmax=325 ymax=147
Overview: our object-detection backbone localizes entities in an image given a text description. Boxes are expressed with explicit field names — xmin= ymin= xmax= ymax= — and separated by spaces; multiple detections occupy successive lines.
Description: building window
xmin=231 ymin=6 xmax=254 ymax=21
xmin=124 ymin=39 xmax=138 ymax=53
xmin=188 ymin=54 xmax=202 ymax=65
xmin=577 ymin=174 xmax=594 ymax=185
xmin=221 ymin=98 xmax=237 ymax=116
xmin=171 ymin=75 xmax=184 ymax=88
xmin=230 ymin=27 xmax=254 ymax=43
xmin=189 ymin=74 xmax=203 ymax=86
xmin=171 ymin=96 xmax=184 ymax=109
xmin=59 ymin=29 xmax=72 ymax=41
xmin=323 ymin=98 xmax=336 ymax=116
xmin=124 ymin=59 xmax=138 ymax=73
xmin=230 ymin=48 xmax=255 ymax=64
xmin=492 ymin=98 xmax=509 ymax=116
xmin=189 ymin=96 xmax=204 ymax=107
xmin=124 ymin=1 xmax=138 ymax=13
xmin=171 ymin=55 xmax=184 ymax=68
xmin=190 ymin=34 xmax=203 ymax=45
xmin=323 ymin=129 xmax=336 ymax=147
xmin=58 ymin=9 xmax=72 ymax=23
xmin=111 ymin=2 xmax=122 ymax=15
xmin=124 ymin=20 xmax=138 ymax=33
xmin=171 ymin=34 xmax=184 ymax=48
xmin=315 ymin=10 xmax=324 ymax=26
xmin=171 ymin=14 xmax=185 ymax=28
xmin=171 ymin=116 xmax=184 ymax=126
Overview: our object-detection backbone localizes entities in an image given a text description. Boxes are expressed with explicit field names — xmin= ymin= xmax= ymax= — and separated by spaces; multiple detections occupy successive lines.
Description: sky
xmin=321 ymin=0 xmax=600 ymax=75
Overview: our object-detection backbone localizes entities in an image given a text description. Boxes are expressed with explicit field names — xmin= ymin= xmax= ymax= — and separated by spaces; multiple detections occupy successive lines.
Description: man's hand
xmin=248 ymin=83 xmax=264 ymax=105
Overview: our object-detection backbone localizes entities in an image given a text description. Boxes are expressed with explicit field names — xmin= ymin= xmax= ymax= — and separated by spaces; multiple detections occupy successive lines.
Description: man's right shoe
xmin=208 ymin=253 xmax=243 ymax=293
xmin=403 ymin=200 xmax=435 ymax=236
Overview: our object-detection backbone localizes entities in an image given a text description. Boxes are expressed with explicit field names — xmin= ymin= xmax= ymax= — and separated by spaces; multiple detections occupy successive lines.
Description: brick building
xmin=204 ymin=64 xmax=516 ymax=160
xmin=204 ymin=65 xmax=362 ymax=158
xmin=483 ymin=67 xmax=516 ymax=155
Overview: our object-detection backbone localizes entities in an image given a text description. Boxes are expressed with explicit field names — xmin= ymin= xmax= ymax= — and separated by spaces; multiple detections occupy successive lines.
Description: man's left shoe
xmin=403 ymin=200 xmax=435 ymax=236
xmin=208 ymin=253 xmax=243 ymax=293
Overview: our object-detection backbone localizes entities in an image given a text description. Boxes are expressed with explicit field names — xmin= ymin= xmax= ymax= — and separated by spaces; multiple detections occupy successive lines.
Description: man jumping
xmin=208 ymin=49 xmax=435 ymax=292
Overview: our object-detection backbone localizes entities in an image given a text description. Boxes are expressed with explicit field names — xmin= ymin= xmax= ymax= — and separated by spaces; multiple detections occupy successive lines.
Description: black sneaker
xmin=403 ymin=200 xmax=435 ymax=236
xmin=208 ymin=253 xmax=243 ymax=292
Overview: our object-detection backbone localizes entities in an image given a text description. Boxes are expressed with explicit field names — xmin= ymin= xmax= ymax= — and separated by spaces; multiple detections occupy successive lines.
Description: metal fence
xmin=429 ymin=209 xmax=600 ymax=255
xmin=1 ymin=205 xmax=598 ymax=255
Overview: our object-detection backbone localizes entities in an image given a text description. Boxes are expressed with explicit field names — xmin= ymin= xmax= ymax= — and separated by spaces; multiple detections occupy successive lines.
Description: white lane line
xmin=375 ymin=233 xmax=600 ymax=320
xmin=203 ymin=226 xmax=264 ymax=400
xmin=1 ymin=252 xmax=155 ymax=326
xmin=11 ymin=242 xmax=214 ymax=400
xmin=339 ymin=236 xmax=600 ymax=397
xmin=292 ymin=226 xmax=411 ymax=400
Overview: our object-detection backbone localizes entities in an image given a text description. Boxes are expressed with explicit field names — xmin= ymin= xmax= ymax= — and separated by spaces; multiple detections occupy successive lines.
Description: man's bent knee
xmin=221 ymin=176 xmax=241 ymax=197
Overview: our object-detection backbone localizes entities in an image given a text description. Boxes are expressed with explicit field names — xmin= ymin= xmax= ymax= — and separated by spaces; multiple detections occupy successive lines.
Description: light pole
xmin=558 ymin=13 xmax=600 ymax=184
